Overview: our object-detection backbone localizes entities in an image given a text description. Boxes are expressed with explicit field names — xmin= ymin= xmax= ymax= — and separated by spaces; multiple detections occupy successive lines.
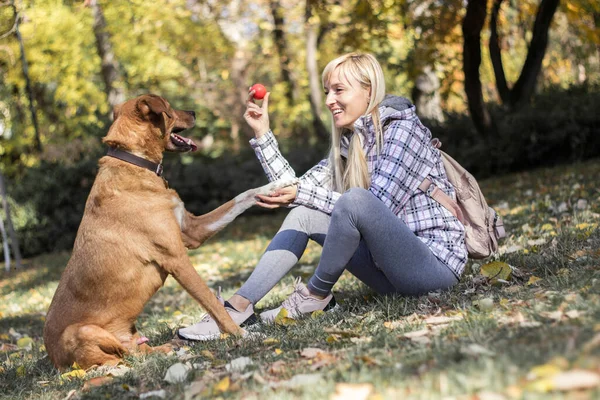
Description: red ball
xmin=250 ymin=83 xmax=267 ymax=100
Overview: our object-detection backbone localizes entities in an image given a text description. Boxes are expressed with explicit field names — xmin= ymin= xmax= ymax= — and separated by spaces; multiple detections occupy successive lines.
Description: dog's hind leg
xmin=64 ymin=324 xmax=126 ymax=370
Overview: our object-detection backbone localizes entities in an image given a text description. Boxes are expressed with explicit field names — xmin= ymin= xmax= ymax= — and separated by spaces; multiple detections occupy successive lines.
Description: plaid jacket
xmin=249 ymin=104 xmax=467 ymax=277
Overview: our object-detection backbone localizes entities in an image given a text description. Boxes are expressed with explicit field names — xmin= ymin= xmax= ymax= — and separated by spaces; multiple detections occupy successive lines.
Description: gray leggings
xmin=236 ymin=188 xmax=458 ymax=303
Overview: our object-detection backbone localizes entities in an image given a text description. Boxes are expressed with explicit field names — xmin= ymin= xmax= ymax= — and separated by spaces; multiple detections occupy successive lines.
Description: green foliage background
xmin=1 ymin=0 xmax=599 ymax=256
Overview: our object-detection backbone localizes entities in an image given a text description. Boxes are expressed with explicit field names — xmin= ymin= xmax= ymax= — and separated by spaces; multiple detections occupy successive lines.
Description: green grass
xmin=1 ymin=159 xmax=600 ymax=399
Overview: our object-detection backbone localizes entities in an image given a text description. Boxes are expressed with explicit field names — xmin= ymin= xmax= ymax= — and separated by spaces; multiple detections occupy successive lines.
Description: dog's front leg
xmin=181 ymin=178 xmax=298 ymax=249
xmin=164 ymin=255 xmax=243 ymax=336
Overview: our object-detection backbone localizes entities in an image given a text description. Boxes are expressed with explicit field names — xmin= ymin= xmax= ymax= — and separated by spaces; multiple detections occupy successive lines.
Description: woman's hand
xmin=256 ymin=184 xmax=298 ymax=209
xmin=243 ymin=89 xmax=270 ymax=138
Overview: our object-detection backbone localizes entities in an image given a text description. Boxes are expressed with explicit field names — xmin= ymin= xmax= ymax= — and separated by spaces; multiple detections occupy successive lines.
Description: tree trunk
xmin=489 ymin=0 xmax=560 ymax=109
xmin=85 ymin=0 xmax=125 ymax=116
xmin=305 ymin=0 xmax=329 ymax=140
xmin=13 ymin=2 xmax=42 ymax=152
xmin=269 ymin=0 xmax=298 ymax=103
xmin=462 ymin=0 xmax=494 ymax=136
xmin=0 ymin=172 xmax=21 ymax=270
xmin=510 ymin=0 xmax=560 ymax=108
xmin=489 ymin=0 xmax=510 ymax=104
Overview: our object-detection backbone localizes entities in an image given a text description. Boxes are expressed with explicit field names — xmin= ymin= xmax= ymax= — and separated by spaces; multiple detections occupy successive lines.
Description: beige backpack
xmin=419 ymin=139 xmax=506 ymax=259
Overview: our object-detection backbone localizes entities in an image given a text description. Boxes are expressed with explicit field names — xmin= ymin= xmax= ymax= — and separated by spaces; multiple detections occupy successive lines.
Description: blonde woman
xmin=178 ymin=53 xmax=467 ymax=340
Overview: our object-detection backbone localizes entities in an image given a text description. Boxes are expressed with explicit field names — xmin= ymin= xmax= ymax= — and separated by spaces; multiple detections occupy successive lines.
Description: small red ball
xmin=250 ymin=83 xmax=267 ymax=100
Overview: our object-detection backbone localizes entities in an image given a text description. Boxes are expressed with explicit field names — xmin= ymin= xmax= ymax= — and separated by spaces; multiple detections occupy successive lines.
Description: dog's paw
xmin=258 ymin=178 xmax=299 ymax=196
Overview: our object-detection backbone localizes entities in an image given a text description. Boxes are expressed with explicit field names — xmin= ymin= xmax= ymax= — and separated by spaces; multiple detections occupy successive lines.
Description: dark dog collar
xmin=106 ymin=147 xmax=163 ymax=176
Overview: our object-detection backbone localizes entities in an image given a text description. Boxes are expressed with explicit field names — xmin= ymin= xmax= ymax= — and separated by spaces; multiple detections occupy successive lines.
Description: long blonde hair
xmin=322 ymin=53 xmax=386 ymax=192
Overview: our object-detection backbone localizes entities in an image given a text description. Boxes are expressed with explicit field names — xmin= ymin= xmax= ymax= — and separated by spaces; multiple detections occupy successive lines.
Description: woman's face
xmin=325 ymin=67 xmax=370 ymax=130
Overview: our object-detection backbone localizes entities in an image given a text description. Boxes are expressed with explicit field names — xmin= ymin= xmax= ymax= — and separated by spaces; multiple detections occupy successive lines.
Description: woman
xmin=178 ymin=52 xmax=467 ymax=340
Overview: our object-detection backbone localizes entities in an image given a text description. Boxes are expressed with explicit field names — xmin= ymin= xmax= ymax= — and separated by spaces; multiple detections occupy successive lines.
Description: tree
xmin=269 ymin=0 xmax=299 ymax=103
xmin=462 ymin=0 xmax=494 ymax=136
xmin=84 ymin=0 xmax=125 ymax=116
xmin=10 ymin=0 xmax=42 ymax=151
xmin=490 ymin=0 xmax=561 ymax=109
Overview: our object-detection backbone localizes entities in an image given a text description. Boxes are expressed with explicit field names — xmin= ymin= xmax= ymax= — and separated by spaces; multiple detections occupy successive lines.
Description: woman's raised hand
xmin=244 ymin=89 xmax=270 ymax=138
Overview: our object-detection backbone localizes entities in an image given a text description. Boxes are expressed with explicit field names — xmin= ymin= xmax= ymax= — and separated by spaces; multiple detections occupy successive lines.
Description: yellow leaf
xmin=219 ymin=333 xmax=230 ymax=340
xmin=528 ymin=363 xmax=562 ymax=379
xmin=274 ymin=348 xmax=283 ymax=355
xmin=17 ymin=337 xmax=33 ymax=349
xmin=541 ymin=223 xmax=554 ymax=231
xmin=326 ymin=334 xmax=340 ymax=343
xmin=71 ymin=362 xmax=82 ymax=370
xmin=16 ymin=365 xmax=26 ymax=377
xmin=311 ymin=310 xmax=325 ymax=319
xmin=480 ymin=261 xmax=512 ymax=281
xmin=214 ymin=376 xmax=230 ymax=393
xmin=61 ymin=369 xmax=86 ymax=381
xmin=200 ymin=350 xmax=215 ymax=360
xmin=274 ymin=308 xmax=296 ymax=326
xmin=173 ymin=311 xmax=182 ymax=316
xmin=527 ymin=276 xmax=542 ymax=286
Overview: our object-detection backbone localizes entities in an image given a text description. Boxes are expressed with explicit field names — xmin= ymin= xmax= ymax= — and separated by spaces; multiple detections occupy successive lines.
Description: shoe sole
xmin=177 ymin=312 xmax=259 ymax=341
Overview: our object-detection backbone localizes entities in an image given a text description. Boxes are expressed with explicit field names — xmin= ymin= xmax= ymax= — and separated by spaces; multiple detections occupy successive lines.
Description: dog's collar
xmin=106 ymin=147 xmax=164 ymax=176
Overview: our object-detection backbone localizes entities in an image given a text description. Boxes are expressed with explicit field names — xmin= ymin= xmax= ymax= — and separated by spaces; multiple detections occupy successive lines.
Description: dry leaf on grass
xmin=164 ymin=362 xmax=191 ymax=384
xmin=481 ymin=261 xmax=512 ymax=281
xmin=423 ymin=315 xmax=463 ymax=325
xmin=82 ymin=376 xmax=113 ymax=392
xmin=330 ymin=383 xmax=374 ymax=400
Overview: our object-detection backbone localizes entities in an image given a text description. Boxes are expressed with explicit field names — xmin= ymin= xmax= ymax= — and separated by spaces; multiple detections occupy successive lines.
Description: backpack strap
xmin=419 ymin=178 xmax=465 ymax=224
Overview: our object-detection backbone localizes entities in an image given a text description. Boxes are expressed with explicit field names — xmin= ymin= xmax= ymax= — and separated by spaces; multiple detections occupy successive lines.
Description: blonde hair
xmin=322 ymin=53 xmax=386 ymax=192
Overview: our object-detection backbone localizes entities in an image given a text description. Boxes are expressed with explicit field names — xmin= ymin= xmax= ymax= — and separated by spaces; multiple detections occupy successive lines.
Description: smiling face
xmin=324 ymin=67 xmax=371 ymax=130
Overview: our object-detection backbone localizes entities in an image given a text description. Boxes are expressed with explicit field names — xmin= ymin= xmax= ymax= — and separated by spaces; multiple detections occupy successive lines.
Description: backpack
xmin=419 ymin=139 xmax=506 ymax=259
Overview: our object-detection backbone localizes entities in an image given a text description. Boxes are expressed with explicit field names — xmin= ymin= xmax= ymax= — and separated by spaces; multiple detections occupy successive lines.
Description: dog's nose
xmin=186 ymin=111 xmax=196 ymax=119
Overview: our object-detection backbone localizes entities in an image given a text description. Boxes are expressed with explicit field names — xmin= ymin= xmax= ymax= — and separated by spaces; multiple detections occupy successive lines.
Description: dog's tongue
xmin=173 ymin=133 xmax=198 ymax=152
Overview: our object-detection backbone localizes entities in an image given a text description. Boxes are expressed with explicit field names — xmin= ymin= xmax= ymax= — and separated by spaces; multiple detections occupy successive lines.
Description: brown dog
xmin=43 ymin=94 xmax=295 ymax=370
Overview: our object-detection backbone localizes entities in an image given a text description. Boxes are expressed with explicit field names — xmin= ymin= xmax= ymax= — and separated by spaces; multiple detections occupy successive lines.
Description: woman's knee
xmin=282 ymin=206 xmax=327 ymax=233
xmin=332 ymin=188 xmax=374 ymax=219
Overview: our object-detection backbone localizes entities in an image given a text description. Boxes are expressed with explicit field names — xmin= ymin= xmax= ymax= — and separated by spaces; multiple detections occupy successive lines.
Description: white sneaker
xmin=260 ymin=277 xmax=337 ymax=323
xmin=177 ymin=288 xmax=257 ymax=341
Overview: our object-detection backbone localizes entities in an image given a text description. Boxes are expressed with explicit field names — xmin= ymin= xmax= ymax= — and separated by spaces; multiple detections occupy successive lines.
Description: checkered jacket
xmin=249 ymin=105 xmax=467 ymax=277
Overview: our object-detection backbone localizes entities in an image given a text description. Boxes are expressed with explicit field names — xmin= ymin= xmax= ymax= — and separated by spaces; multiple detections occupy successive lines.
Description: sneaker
xmin=260 ymin=277 xmax=337 ymax=323
xmin=177 ymin=288 xmax=257 ymax=341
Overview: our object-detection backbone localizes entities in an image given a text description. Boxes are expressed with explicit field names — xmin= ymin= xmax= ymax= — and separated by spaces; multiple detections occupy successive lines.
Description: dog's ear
xmin=137 ymin=95 xmax=173 ymax=119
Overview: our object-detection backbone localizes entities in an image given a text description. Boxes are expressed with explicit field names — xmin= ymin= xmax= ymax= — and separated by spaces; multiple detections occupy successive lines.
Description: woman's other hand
xmin=244 ymin=89 xmax=270 ymax=138
xmin=255 ymin=184 xmax=297 ymax=209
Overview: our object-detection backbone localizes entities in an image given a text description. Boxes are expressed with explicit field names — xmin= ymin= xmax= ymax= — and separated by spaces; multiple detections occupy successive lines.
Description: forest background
xmin=0 ymin=0 xmax=599 ymax=259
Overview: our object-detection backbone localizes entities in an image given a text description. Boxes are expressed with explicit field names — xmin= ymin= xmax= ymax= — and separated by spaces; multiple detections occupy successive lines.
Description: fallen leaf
xmin=461 ymin=343 xmax=496 ymax=357
xmin=527 ymin=276 xmax=542 ymax=286
xmin=139 ymin=389 xmax=167 ymax=399
xmin=60 ymin=369 xmax=86 ymax=381
xmin=200 ymin=350 xmax=215 ymax=360
xmin=383 ymin=320 xmax=403 ymax=330
xmin=16 ymin=337 xmax=33 ymax=350
xmin=330 ymin=382 xmax=373 ymax=400
xmin=225 ymin=356 xmax=253 ymax=372
xmin=402 ymin=329 xmax=430 ymax=339
xmin=274 ymin=308 xmax=296 ymax=326
xmin=164 ymin=362 xmax=191 ymax=384
xmin=213 ymin=376 xmax=230 ymax=393
xmin=83 ymin=376 xmax=114 ymax=392
xmin=423 ymin=315 xmax=463 ymax=325
xmin=300 ymin=348 xmax=326 ymax=359
xmin=269 ymin=373 xmax=322 ymax=389
xmin=350 ymin=336 xmax=372 ymax=344
xmin=552 ymin=370 xmax=600 ymax=391
xmin=481 ymin=261 xmax=512 ymax=281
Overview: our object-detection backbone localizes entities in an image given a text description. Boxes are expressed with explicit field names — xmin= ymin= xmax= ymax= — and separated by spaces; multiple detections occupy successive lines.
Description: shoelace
xmin=280 ymin=277 xmax=306 ymax=311
xmin=199 ymin=286 xmax=224 ymax=323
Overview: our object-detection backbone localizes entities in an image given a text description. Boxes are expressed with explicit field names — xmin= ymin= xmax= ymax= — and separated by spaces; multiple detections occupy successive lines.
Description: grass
xmin=1 ymin=159 xmax=600 ymax=399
